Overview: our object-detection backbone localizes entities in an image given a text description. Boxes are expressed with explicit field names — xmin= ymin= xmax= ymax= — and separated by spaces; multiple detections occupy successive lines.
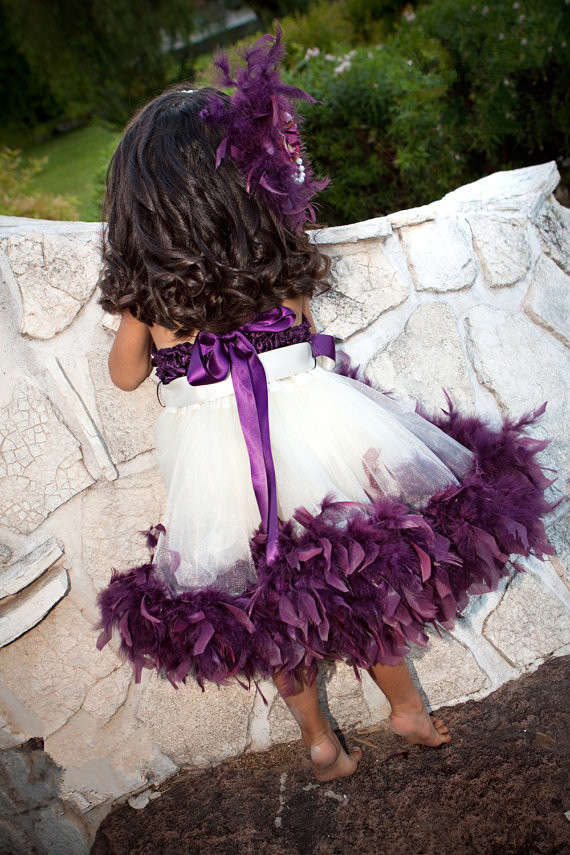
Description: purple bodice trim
xmin=152 ymin=316 xmax=313 ymax=385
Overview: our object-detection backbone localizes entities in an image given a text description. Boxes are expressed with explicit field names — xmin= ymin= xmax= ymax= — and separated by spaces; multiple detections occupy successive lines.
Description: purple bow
xmin=187 ymin=306 xmax=335 ymax=563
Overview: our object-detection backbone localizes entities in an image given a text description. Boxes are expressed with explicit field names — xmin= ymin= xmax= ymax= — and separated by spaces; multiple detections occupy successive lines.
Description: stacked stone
xmin=0 ymin=163 xmax=568 ymax=854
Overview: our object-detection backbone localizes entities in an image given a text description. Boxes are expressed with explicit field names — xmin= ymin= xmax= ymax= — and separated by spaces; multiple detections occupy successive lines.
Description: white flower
xmin=521 ymin=37 xmax=527 ymax=45
xmin=406 ymin=59 xmax=413 ymax=65
xmin=513 ymin=1 xmax=520 ymax=8
xmin=499 ymin=33 xmax=505 ymax=40
xmin=305 ymin=47 xmax=320 ymax=59
xmin=482 ymin=5 xmax=489 ymax=14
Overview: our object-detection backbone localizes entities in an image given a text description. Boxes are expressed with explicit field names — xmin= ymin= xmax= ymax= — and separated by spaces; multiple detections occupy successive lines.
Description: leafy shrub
xmin=283 ymin=0 xmax=569 ymax=224
xmin=0 ymin=147 xmax=78 ymax=220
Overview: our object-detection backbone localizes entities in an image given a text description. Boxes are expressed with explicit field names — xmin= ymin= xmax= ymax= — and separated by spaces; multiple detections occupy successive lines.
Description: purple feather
xmin=200 ymin=25 xmax=329 ymax=233
xmin=97 ymin=402 xmax=555 ymax=695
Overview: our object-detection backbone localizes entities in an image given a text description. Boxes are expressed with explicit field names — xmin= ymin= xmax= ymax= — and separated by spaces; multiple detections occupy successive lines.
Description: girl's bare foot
xmin=308 ymin=727 xmax=363 ymax=782
xmin=390 ymin=704 xmax=451 ymax=747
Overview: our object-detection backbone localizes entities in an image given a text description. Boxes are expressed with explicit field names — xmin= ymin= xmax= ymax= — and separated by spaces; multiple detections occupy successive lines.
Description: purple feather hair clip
xmin=200 ymin=25 xmax=329 ymax=233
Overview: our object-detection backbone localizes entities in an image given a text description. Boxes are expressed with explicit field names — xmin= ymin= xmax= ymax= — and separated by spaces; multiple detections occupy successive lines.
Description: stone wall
xmin=0 ymin=162 xmax=568 ymax=853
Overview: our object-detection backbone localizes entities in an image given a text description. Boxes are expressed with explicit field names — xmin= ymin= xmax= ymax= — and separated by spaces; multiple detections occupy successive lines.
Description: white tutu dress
xmin=97 ymin=307 xmax=554 ymax=689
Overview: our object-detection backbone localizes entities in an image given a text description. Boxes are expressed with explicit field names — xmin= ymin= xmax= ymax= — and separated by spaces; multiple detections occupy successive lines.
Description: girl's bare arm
xmin=108 ymin=312 xmax=152 ymax=391
xmin=303 ymin=297 xmax=317 ymax=334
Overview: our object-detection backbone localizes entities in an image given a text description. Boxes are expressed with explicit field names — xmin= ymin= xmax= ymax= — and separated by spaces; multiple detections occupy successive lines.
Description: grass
xmin=21 ymin=123 xmax=120 ymax=221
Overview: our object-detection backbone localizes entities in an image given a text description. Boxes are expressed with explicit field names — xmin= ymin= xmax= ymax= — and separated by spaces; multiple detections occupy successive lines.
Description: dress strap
xmin=185 ymin=306 xmax=335 ymax=563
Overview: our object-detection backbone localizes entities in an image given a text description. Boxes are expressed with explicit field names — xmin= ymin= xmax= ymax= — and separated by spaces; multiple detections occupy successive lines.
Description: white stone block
xmin=464 ymin=305 xmax=569 ymax=472
xmin=313 ymin=240 xmax=409 ymax=340
xmin=0 ymin=537 xmax=64 ymax=599
xmin=88 ymin=350 xmax=157 ymax=464
xmin=400 ymin=216 xmax=478 ymax=292
xmin=0 ymin=597 xmax=118 ymax=735
xmin=136 ymin=675 xmax=255 ymax=767
xmin=532 ymin=197 xmax=570 ymax=275
xmin=467 ymin=213 xmax=532 ymax=288
xmin=0 ymin=566 xmax=69 ymax=648
xmin=483 ymin=571 xmax=570 ymax=668
xmin=366 ymin=302 xmax=475 ymax=410
xmin=0 ymin=229 xmax=101 ymax=340
xmin=322 ymin=663 xmax=372 ymax=731
xmin=408 ymin=631 xmax=490 ymax=708
xmin=443 ymin=161 xmax=559 ymax=213
xmin=524 ymin=254 xmax=570 ymax=346
xmin=82 ymin=468 xmax=166 ymax=591
xmin=311 ymin=217 xmax=393 ymax=245
xmin=0 ymin=382 xmax=93 ymax=535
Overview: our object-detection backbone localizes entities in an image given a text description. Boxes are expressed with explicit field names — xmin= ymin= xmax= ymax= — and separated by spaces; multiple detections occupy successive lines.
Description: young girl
xmin=97 ymin=32 xmax=554 ymax=782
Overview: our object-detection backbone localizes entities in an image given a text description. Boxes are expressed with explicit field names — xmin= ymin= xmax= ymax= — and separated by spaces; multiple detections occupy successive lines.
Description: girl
xmin=97 ymin=32 xmax=554 ymax=782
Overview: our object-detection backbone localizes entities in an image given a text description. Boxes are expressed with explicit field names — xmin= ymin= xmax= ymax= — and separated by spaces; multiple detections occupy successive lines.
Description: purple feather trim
xmin=200 ymin=26 xmax=329 ymax=233
xmin=97 ymin=404 xmax=555 ymax=694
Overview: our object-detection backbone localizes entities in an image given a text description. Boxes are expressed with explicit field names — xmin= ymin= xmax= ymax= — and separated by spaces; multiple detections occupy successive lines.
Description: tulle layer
xmin=97 ymin=399 xmax=555 ymax=692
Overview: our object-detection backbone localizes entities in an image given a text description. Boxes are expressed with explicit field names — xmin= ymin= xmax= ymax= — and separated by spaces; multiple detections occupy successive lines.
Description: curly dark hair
xmin=98 ymin=86 xmax=330 ymax=336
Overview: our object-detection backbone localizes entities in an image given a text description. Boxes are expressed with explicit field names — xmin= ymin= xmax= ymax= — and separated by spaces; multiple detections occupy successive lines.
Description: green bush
xmin=284 ymin=0 xmax=569 ymax=224
xmin=0 ymin=147 xmax=79 ymax=220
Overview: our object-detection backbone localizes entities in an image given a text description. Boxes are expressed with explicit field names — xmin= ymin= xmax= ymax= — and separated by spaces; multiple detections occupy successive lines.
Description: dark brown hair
xmin=98 ymin=86 xmax=330 ymax=335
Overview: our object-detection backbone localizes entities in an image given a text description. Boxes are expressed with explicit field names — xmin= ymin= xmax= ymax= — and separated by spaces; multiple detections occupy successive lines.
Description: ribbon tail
xmin=231 ymin=340 xmax=280 ymax=563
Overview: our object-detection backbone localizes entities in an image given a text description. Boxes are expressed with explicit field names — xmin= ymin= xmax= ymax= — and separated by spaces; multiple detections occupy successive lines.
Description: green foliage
xmin=284 ymin=0 xmax=570 ymax=224
xmin=0 ymin=147 xmax=79 ymax=220
xmin=1 ymin=0 xmax=196 ymax=125
xmin=22 ymin=124 xmax=121 ymax=221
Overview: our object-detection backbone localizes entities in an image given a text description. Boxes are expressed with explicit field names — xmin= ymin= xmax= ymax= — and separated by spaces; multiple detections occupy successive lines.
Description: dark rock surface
xmin=92 ymin=656 xmax=569 ymax=855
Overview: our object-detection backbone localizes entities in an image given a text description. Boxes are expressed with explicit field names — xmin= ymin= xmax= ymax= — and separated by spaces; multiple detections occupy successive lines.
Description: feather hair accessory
xmin=200 ymin=26 xmax=329 ymax=233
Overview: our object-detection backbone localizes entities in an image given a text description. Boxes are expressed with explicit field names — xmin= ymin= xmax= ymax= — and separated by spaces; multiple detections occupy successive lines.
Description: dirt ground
xmin=92 ymin=655 xmax=569 ymax=855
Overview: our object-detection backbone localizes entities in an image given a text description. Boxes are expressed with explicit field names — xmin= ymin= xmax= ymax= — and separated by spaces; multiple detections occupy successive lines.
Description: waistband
xmin=159 ymin=341 xmax=316 ymax=409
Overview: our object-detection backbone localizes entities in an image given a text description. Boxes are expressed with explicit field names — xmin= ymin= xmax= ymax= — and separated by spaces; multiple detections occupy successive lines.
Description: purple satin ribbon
xmin=187 ymin=306 xmax=335 ymax=563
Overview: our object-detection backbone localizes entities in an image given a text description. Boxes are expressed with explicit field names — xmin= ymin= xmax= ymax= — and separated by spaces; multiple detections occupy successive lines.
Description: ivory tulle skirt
xmin=97 ymin=345 xmax=554 ymax=689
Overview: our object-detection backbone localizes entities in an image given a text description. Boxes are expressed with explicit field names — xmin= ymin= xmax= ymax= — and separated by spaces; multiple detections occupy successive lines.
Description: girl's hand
xmin=108 ymin=311 xmax=152 ymax=391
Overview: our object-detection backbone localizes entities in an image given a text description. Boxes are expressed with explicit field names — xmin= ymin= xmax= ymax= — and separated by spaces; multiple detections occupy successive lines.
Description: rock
xmin=81 ymin=468 xmax=166 ymax=591
xmin=88 ymin=350 xmax=157 ymax=464
xmin=546 ymin=511 xmax=570 ymax=585
xmin=80 ymin=665 xmax=132 ymax=724
xmin=136 ymin=675 xmax=255 ymax=767
xmin=0 ymin=382 xmax=93 ymax=535
xmin=464 ymin=305 xmax=569 ymax=473
xmin=268 ymin=694 xmax=303 ymax=746
xmin=409 ymin=631 xmax=490 ymax=707
xmin=0 ymin=537 xmax=64 ymax=599
xmin=322 ymin=663 xmax=372 ymax=731
xmin=483 ymin=572 xmax=570 ymax=668
xmin=46 ymin=357 xmax=118 ymax=482
xmin=467 ymin=213 xmax=532 ymax=288
xmin=0 ymin=566 xmax=69 ymax=647
xmin=312 ymin=237 xmax=409 ymax=339
xmin=0 ymin=544 xmax=12 ymax=566
xmin=399 ymin=216 xmax=477 ymax=292
xmin=443 ymin=161 xmax=559 ymax=214
xmin=30 ymin=804 xmax=90 ymax=855
xmin=0 ymin=229 xmax=101 ymax=340
xmin=311 ymin=217 xmax=393 ymax=245
xmin=366 ymin=302 xmax=475 ymax=410
xmin=0 ymin=597 xmax=118 ymax=735
xmin=524 ymin=254 xmax=570 ymax=346
xmin=532 ymin=197 xmax=570 ymax=275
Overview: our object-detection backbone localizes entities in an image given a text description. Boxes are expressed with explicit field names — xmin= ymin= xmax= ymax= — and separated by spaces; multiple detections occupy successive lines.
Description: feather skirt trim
xmin=96 ymin=403 xmax=555 ymax=692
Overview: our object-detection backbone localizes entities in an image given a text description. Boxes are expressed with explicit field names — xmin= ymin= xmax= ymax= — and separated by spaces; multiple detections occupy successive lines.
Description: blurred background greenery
xmin=1 ymin=0 xmax=568 ymax=224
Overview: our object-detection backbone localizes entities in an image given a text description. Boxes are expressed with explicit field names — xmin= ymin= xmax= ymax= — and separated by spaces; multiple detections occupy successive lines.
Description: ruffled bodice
xmin=152 ymin=316 xmax=313 ymax=385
